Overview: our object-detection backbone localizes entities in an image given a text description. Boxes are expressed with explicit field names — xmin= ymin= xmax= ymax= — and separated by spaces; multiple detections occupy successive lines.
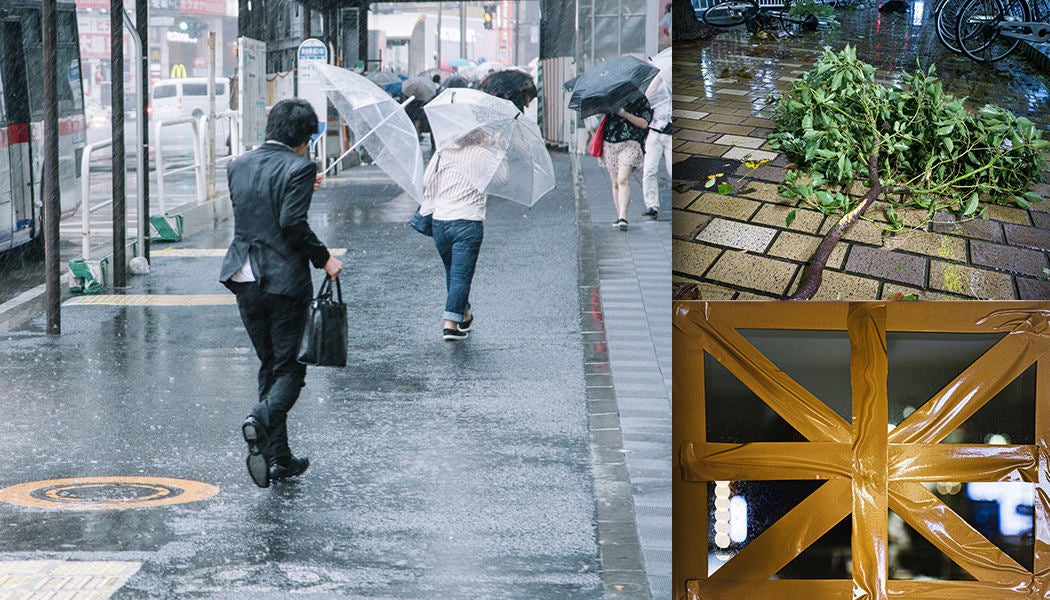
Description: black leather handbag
xmin=297 ymin=276 xmax=348 ymax=367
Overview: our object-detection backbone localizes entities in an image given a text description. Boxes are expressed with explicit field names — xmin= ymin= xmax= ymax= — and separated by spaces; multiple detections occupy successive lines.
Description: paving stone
xmin=695 ymin=218 xmax=778 ymax=253
xmin=1017 ymin=276 xmax=1050 ymax=299
xmin=983 ymin=204 xmax=1033 ymax=225
xmin=673 ymin=211 xmax=712 ymax=239
xmin=721 ymin=147 xmax=777 ymax=162
xmin=929 ymin=260 xmax=1017 ymax=299
xmin=705 ymin=251 xmax=797 ymax=296
xmin=837 ymin=218 xmax=887 ymax=245
xmin=674 ymin=129 xmax=721 ymax=143
xmin=713 ymin=134 xmax=766 ymax=149
xmin=675 ymin=142 xmax=726 ymax=158
xmin=708 ymin=123 xmax=755 ymax=136
xmin=753 ymin=204 xmax=825 ymax=234
xmin=882 ymin=230 xmax=967 ymax=262
xmin=704 ymin=112 xmax=747 ymax=125
xmin=687 ymin=193 xmax=760 ymax=221
xmin=931 ymin=217 xmax=1006 ymax=243
xmin=1032 ymin=211 xmax=1050 ymax=229
xmin=881 ymin=283 xmax=967 ymax=301
xmin=768 ymin=231 xmax=848 ymax=269
xmin=971 ymin=239 xmax=1049 ymax=277
xmin=737 ymin=182 xmax=789 ymax=204
xmin=1004 ymin=223 xmax=1050 ymax=252
xmin=672 ymin=109 xmax=709 ymax=120
xmin=790 ymin=269 xmax=881 ymax=300
xmin=844 ymin=245 xmax=927 ymax=286
xmin=672 ymin=240 xmax=721 ymax=278
xmin=673 ymin=190 xmax=702 ymax=210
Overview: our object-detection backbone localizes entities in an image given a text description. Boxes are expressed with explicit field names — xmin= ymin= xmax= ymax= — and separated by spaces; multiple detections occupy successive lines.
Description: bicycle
xmin=953 ymin=0 xmax=1050 ymax=62
xmin=701 ymin=0 xmax=824 ymax=36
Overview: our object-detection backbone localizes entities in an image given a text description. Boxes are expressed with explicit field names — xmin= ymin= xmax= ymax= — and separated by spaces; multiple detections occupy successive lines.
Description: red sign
xmin=76 ymin=0 xmax=111 ymax=9
xmin=179 ymin=0 xmax=227 ymax=15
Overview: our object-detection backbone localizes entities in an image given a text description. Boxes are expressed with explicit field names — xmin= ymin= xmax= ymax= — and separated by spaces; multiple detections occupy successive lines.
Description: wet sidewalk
xmin=673 ymin=6 xmax=1050 ymax=299
xmin=0 ymin=150 xmax=669 ymax=599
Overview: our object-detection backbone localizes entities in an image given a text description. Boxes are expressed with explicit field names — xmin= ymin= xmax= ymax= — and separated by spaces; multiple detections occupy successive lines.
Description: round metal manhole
xmin=0 ymin=477 xmax=219 ymax=510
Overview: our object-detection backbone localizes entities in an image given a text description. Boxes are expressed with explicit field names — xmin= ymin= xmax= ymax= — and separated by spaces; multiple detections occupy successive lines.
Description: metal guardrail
xmin=77 ymin=111 xmax=242 ymax=258
xmin=79 ymin=139 xmax=121 ymax=259
xmin=154 ymin=116 xmax=205 ymax=215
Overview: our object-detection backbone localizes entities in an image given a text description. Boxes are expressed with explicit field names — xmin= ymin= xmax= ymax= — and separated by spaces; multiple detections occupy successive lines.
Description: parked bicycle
xmin=701 ymin=0 xmax=825 ymax=36
xmin=935 ymin=0 xmax=1050 ymax=62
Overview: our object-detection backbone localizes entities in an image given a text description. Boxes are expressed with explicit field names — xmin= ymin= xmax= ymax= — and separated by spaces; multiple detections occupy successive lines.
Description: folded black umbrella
xmin=564 ymin=55 xmax=660 ymax=119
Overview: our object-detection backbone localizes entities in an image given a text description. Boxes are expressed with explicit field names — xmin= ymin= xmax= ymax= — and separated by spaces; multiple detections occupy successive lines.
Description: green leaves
xmin=768 ymin=45 xmax=1047 ymax=223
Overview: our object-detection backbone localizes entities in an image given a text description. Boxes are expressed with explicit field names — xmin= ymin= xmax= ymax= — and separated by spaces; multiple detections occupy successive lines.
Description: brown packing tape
xmin=849 ymin=304 xmax=888 ymax=600
xmin=673 ymin=301 xmax=1050 ymax=600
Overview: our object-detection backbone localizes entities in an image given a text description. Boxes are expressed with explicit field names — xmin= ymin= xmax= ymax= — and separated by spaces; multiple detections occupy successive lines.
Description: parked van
xmin=149 ymin=77 xmax=231 ymax=153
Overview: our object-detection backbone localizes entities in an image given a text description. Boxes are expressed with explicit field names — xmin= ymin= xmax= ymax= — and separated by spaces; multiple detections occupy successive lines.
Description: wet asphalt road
xmin=0 ymin=156 xmax=605 ymax=598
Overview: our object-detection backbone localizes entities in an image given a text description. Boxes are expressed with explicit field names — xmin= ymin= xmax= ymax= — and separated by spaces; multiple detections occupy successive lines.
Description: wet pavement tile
xmin=673 ymin=5 xmax=1050 ymax=299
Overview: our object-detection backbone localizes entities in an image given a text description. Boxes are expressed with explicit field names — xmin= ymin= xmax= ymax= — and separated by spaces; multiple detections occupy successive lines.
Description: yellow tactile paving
xmin=0 ymin=561 xmax=140 ymax=599
xmin=64 ymin=295 xmax=235 ymax=306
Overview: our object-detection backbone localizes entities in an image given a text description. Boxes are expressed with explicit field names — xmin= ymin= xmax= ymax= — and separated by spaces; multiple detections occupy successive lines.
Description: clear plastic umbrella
xmin=424 ymin=87 xmax=555 ymax=207
xmin=313 ymin=62 xmax=424 ymax=202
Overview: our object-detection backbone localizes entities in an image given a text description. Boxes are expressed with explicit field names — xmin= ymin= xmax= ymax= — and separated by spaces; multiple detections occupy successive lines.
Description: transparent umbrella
xmin=424 ymin=87 xmax=555 ymax=207
xmin=314 ymin=63 xmax=424 ymax=202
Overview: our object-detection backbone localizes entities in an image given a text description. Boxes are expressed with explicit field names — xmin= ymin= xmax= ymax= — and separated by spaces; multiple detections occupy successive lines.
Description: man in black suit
xmin=219 ymin=98 xmax=343 ymax=488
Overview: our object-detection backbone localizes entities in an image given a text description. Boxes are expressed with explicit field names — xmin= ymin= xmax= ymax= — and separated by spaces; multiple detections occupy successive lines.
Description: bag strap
xmin=317 ymin=277 xmax=332 ymax=300
xmin=331 ymin=276 xmax=343 ymax=303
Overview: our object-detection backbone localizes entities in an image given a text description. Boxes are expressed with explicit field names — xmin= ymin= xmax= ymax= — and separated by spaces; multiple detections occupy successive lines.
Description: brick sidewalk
xmin=672 ymin=10 xmax=1050 ymax=300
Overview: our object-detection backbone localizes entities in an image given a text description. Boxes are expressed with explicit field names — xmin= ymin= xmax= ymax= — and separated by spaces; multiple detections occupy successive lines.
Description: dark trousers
xmin=232 ymin=281 xmax=308 ymax=466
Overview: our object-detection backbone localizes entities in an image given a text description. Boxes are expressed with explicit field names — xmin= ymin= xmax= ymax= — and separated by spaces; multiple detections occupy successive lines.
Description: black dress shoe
xmin=271 ymin=456 xmax=310 ymax=480
xmin=242 ymin=416 xmax=270 ymax=488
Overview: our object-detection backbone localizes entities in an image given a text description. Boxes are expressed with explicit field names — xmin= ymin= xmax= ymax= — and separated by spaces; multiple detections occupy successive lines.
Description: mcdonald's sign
xmin=169 ymin=64 xmax=187 ymax=79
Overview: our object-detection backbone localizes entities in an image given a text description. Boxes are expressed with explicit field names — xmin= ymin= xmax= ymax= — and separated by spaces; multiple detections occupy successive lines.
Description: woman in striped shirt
xmin=419 ymin=130 xmax=508 ymax=341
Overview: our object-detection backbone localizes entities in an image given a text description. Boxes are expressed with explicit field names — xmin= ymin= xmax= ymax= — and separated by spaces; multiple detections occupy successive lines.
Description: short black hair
xmin=265 ymin=98 xmax=319 ymax=147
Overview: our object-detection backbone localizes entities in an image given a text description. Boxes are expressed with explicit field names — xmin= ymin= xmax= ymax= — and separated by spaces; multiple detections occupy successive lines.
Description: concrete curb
xmin=572 ymin=151 xmax=653 ymax=600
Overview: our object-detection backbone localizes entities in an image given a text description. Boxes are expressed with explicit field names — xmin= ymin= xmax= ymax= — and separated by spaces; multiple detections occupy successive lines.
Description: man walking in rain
xmin=219 ymin=98 xmax=343 ymax=488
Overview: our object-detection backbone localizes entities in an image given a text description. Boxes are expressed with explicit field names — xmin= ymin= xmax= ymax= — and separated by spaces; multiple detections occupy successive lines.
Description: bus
xmin=0 ymin=0 xmax=86 ymax=254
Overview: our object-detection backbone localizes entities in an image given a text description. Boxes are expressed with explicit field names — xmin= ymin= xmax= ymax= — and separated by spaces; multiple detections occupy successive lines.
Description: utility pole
xmin=112 ymin=0 xmax=127 ymax=288
xmin=459 ymin=2 xmax=466 ymax=59
xmin=138 ymin=0 xmax=150 ymax=262
xmin=43 ymin=0 xmax=60 ymax=334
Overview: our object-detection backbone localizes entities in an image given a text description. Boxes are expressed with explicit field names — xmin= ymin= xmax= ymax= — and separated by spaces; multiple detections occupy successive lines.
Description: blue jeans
xmin=432 ymin=219 xmax=484 ymax=323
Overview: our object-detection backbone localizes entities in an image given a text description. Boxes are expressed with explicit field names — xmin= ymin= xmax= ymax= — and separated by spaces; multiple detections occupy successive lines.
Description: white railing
xmin=153 ymin=116 xmax=205 ymax=214
xmin=78 ymin=139 xmax=146 ymax=260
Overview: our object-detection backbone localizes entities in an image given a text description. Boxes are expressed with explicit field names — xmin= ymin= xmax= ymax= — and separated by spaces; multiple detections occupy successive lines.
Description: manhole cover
xmin=0 ymin=477 xmax=219 ymax=510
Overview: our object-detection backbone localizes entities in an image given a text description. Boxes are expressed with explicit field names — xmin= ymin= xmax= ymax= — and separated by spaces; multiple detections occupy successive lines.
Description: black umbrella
xmin=477 ymin=68 xmax=537 ymax=111
xmin=439 ymin=74 xmax=471 ymax=91
xmin=563 ymin=55 xmax=659 ymax=119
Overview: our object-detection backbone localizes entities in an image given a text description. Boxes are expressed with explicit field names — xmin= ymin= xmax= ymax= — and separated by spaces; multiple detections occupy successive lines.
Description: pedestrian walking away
xmin=418 ymin=130 xmax=509 ymax=341
xmin=218 ymin=98 xmax=343 ymax=488
xmin=598 ymin=96 xmax=653 ymax=231
xmin=642 ymin=49 xmax=672 ymax=221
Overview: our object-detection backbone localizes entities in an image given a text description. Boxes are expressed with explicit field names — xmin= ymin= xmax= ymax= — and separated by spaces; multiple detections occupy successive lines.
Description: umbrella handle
xmin=322 ymin=96 xmax=416 ymax=176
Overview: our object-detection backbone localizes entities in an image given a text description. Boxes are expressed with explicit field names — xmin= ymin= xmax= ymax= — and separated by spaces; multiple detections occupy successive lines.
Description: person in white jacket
xmin=642 ymin=72 xmax=672 ymax=220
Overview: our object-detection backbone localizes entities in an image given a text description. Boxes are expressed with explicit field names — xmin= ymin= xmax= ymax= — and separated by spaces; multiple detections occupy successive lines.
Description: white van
xmin=149 ymin=77 xmax=232 ymax=153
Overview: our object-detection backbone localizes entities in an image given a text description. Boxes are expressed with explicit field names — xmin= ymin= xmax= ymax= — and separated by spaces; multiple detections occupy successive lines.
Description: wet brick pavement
xmin=673 ymin=5 xmax=1050 ymax=299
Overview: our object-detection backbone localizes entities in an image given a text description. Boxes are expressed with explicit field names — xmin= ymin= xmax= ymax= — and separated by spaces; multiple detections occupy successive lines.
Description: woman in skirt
xmin=598 ymin=95 xmax=653 ymax=231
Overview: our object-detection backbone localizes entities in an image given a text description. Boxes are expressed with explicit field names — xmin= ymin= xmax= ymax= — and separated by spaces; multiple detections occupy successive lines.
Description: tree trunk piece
xmin=789 ymin=153 xmax=883 ymax=300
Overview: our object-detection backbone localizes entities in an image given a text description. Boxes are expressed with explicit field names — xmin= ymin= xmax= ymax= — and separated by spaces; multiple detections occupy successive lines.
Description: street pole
xmin=459 ymin=2 xmax=466 ymax=60
xmin=43 ymin=0 xmax=60 ymax=334
xmin=436 ymin=2 xmax=442 ymax=68
xmin=112 ymin=0 xmax=127 ymax=288
xmin=138 ymin=0 xmax=150 ymax=262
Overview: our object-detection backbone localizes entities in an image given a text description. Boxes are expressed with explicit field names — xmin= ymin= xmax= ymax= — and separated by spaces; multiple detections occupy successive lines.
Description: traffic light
xmin=483 ymin=4 xmax=495 ymax=30
xmin=175 ymin=18 xmax=205 ymax=38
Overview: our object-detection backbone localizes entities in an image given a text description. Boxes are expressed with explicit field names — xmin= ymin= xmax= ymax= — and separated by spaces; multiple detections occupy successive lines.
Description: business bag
xmin=297 ymin=276 xmax=348 ymax=367
xmin=409 ymin=207 xmax=433 ymax=236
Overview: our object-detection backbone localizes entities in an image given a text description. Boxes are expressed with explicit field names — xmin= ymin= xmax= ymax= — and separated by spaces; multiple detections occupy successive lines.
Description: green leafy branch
xmin=767 ymin=45 xmax=1049 ymax=299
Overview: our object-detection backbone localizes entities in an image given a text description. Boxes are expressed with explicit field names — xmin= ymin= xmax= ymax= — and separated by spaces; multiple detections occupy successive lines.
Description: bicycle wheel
xmin=703 ymin=0 xmax=761 ymax=27
xmin=956 ymin=0 xmax=1029 ymax=62
xmin=935 ymin=0 xmax=968 ymax=52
